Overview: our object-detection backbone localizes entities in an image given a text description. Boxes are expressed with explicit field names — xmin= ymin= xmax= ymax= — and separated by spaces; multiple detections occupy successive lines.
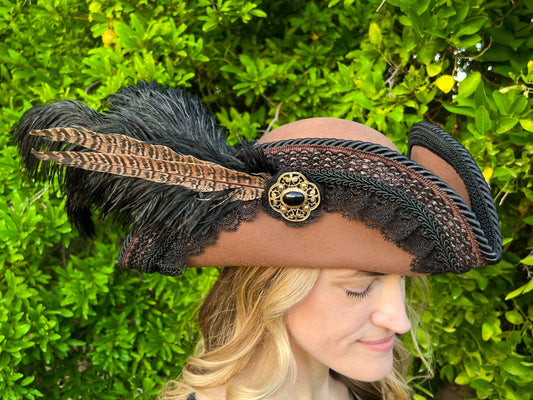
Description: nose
xmin=370 ymin=275 xmax=411 ymax=334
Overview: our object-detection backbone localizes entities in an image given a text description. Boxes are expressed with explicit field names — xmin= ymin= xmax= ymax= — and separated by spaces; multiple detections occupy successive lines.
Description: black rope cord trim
xmin=260 ymin=143 xmax=479 ymax=270
xmin=259 ymin=138 xmax=475 ymax=216
xmin=408 ymin=122 xmax=502 ymax=263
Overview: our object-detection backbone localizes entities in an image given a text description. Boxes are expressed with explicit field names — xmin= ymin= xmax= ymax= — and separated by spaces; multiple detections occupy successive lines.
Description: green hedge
xmin=1 ymin=0 xmax=531 ymax=399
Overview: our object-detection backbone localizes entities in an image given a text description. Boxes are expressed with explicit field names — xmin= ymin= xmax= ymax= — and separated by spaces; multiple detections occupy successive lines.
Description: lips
xmin=357 ymin=335 xmax=395 ymax=352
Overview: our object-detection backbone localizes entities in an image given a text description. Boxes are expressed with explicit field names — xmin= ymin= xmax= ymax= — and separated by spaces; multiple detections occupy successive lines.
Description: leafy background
xmin=0 ymin=0 xmax=531 ymax=399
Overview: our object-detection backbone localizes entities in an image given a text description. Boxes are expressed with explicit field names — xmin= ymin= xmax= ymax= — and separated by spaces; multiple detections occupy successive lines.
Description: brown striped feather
xmin=30 ymin=149 xmax=265 ymax=201
xmin=30 ymin=127 xmax=182 ymax=162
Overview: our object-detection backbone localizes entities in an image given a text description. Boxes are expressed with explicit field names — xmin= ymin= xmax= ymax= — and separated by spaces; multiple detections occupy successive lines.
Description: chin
xmin=339 ymin=354 xmax=394 ymax=382
xmin=351 ymin=367 xmax=392 ymax=382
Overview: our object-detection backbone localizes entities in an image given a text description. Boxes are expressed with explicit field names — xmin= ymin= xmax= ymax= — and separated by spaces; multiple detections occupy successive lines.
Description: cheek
xmin=287 ymin=294 xmax=334 ymax=350
xmin=286 ymin=296 xmax=327 ymax=338
xmin=286 ymin=293 xmax=371 ymax=349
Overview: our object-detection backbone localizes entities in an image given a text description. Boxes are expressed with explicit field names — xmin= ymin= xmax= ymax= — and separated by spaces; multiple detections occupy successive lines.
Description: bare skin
xmin=195 ymin=269 xmax=411 ymax=400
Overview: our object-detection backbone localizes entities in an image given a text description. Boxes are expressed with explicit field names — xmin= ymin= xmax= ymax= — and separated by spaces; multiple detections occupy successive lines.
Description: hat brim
xmin=188 ymin=210 xmax=416 ymax=275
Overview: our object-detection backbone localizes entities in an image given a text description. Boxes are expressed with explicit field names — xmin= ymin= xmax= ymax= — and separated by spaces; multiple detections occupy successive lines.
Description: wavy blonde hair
xmin=161 ymin=267 xmax=427 ymax=400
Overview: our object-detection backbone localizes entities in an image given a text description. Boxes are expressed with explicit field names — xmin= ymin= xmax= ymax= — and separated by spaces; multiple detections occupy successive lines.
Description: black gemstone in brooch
xmin=268 ymin=172 xmax=320 ymax=222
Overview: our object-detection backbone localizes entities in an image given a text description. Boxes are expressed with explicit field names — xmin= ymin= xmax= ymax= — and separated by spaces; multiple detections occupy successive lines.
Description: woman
xmin=164 ymin=267 xmax=414 ymax=400
xmin=15 ymin=82 xmax=501 ymax=399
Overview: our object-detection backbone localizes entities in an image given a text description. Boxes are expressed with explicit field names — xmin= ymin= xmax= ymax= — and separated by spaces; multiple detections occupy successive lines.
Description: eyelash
xmin=344 ymin=276 xmax=406 ymax=300
xmin=345 ymin=282 xmax=373 ymax=299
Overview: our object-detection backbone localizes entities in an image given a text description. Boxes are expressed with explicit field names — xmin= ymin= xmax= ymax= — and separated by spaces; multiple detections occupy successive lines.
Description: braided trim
xmin=260 ymin=136 xmax=498 ymax=263
xmin=408 ymin=121 xmax=502 ymax=263
xmin=259 ymin=139 xmax=480 ymax=214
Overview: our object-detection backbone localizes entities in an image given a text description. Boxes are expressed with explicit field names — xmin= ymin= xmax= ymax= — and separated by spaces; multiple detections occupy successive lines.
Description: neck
xmin=275 ymin=372 xmax=350 ymax=400
xmin=270 ymin=342 xmax=351 ymax=400
xmin=195 ymin=344 xmax=353 ymax=400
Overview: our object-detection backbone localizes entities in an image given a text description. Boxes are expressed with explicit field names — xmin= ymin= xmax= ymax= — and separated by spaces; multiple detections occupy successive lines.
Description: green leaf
xmin=455 ymin=371 xmax=471 ymax=385
xmin=455 ymin=16 xmax=488 ymax=37
xmin=505 ymin=279 xmax=533 ymax=300
xmin=523 ymin=216 xmax=533 ymax=225
xmin=505 ymin=310 xmax=524 ymax=325
xmin=481 ymin=322 xmax=495 ymax=341
xmin=510 ymin=95 xmax=528 ymax=114
xmin=495 ymin=117 xmax=518 ymax=134
xmin=502 ymin=358 xmax=532 ymax=376
xmin=519 ymin=119 xmax=533 ymax=132
xmin=443 ymin=103 xmax=476 ymax=117
xmin=14 ymin=324 xmax=31 ymax=339
xmin=458 ymin=72 xmax=481 ymax=98
xmin=453 ymin=34 xmax=482 ymax=49
xmin=416 ymin=41 xmax=435 ymax=65
xmin=249 ymin=9 xmax=267 ymax=18
xmin=368 ymin=22 xmax=382 ymax=45
xmin=470 ymin=378 xmax=493 ymax=391
xmin=475 ymin=105 xmax=491 ymax=133
xmin=426 ymin=63 xmax=441 ymax=77
xmin=406 ymin=8 xmax=423 ymax=37
xmin=521 ymin=255 xmax=533 ymax=265
xmin=20 ymin=375 xmax=35 ymax=386
xmin=492 ymin=91 xmax=510 ymax=115
xmin=12 ymin=372 xmax=23 ymax=381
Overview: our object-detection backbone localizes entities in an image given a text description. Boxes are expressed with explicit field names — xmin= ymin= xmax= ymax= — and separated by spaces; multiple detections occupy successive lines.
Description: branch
xmin=264 ymin=101 xmax=284 ymax=135
xmin=457 ymin=37 xmax=493 ymax=60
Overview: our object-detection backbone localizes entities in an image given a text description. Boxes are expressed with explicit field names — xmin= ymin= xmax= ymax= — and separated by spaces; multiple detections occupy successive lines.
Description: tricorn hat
xmin=15 ymin=82 xmax=501 ymax=276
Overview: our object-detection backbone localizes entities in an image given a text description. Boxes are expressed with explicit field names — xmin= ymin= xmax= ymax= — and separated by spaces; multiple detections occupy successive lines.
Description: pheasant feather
xmin=30 ymin=127 xmax=182 ymax=161
xmin=30 ymin=128 xmax=266 ymax=201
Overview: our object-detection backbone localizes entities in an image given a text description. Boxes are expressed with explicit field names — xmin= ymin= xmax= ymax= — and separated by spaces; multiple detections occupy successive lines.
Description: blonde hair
xmin=162 ymin=267 xmax=426 ymax=400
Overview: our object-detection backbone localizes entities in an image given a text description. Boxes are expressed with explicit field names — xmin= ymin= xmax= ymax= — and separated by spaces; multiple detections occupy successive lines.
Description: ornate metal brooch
xmin=268 ymin=172 xmax=320 ymax=222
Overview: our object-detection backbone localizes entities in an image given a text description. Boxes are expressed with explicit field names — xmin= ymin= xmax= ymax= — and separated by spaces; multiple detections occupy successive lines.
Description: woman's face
xmin=286 ymin=269 xmax=411 ymax=382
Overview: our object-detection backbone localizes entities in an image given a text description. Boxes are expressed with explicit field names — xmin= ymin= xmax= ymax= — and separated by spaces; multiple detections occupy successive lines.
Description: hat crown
xmin=259 ymin=118 xmax=400 ymax=152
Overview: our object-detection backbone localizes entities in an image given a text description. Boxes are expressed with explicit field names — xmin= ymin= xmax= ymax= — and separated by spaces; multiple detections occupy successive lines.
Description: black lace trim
xmin=259 ymin=135 xmax=502 ymax=266
xmin=118 ymin=200 xmax=261 ymax=276
xmin=310 ymin=170 xmax=462 ymax=273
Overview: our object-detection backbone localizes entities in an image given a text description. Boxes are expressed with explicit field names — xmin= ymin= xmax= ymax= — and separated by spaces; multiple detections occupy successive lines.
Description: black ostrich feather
xmin=14 ymin=81 xmax=272 ymax=239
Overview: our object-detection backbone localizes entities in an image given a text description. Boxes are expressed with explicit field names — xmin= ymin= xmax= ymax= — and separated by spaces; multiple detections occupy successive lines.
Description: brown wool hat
xmin=15 ymin=82 xmax=502 ymax=276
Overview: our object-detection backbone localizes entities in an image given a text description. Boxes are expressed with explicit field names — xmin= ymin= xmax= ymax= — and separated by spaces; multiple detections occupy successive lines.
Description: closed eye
xmin=345 ymin=281 xmax=374 ymax=300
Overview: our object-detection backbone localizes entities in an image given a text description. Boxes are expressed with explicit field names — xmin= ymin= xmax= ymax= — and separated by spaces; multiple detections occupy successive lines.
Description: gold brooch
xmin=268 ymin=172 xmax=320 ymax=222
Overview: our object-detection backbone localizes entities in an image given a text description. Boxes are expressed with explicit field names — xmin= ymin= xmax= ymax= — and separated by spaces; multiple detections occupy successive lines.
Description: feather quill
xmin=30 ymin=127 xmax=266 ymax=201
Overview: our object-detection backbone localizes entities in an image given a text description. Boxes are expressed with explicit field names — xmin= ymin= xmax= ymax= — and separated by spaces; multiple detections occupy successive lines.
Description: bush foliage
xmin=1 ymin=0 xmax=532 ymax=399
